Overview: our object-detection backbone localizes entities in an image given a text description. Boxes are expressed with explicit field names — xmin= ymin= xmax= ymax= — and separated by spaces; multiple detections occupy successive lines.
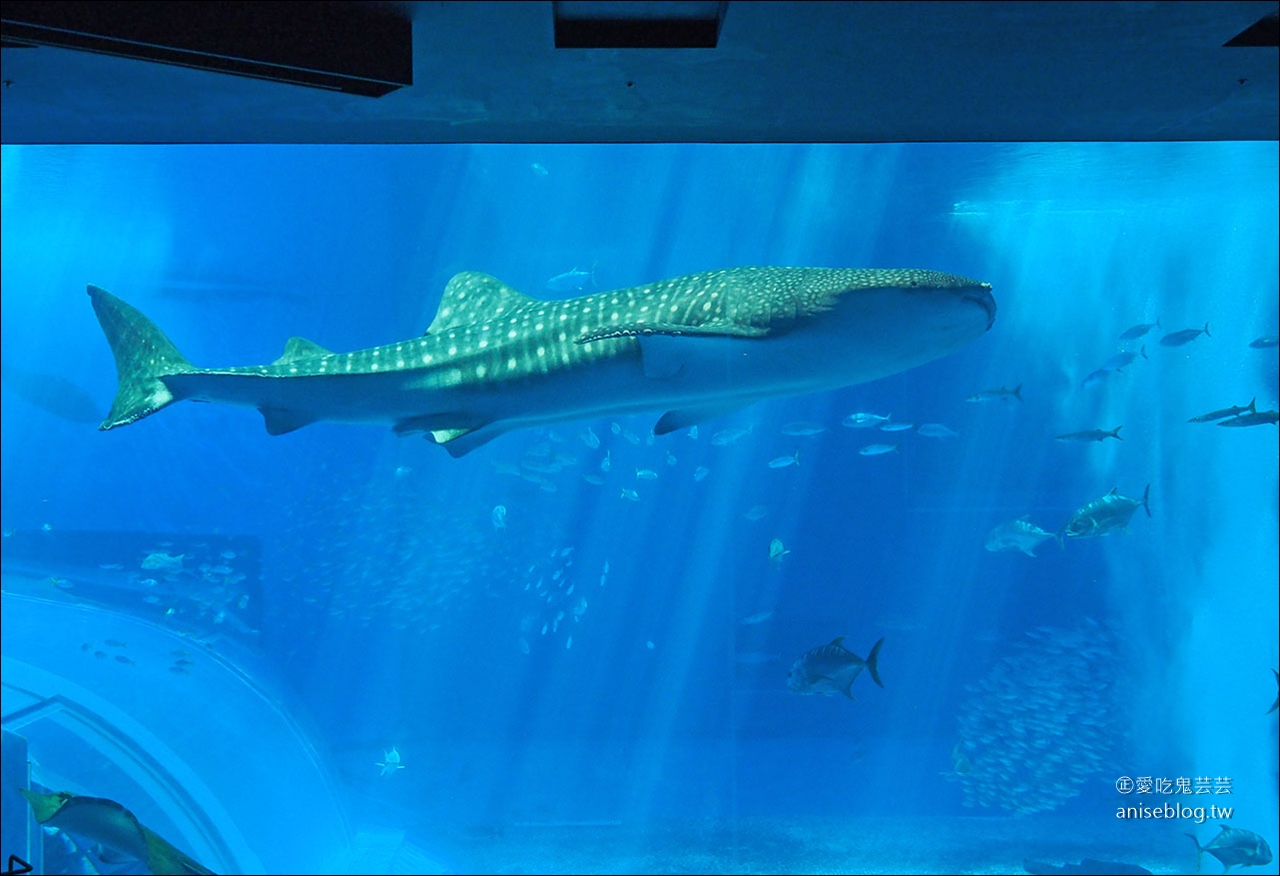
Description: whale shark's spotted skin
xmin=89 ymin=266 xmax=995 ymax=456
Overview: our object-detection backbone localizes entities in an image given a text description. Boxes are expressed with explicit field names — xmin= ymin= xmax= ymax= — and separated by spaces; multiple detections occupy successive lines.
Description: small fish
xmin=841 ymin=412 xmax=890 ymax=428
xmin=688 ymin=426 xmax=698 ymax=440
xmin=1100 ymin=346 xmax=1148 ymax=372
xmin=220 ymin=550 xmax=237 ymax=560
xmin=600 ymin=450 xmax=611 ymax=472
xmin=768 ymin=538 xmax=790 ymax=564
xmin=916 ymin=423 xmax=959 ymax=439
xmin=98 ymin=562 xmax=125 ymax=570
xmin=781 ymin=421 xmax=826 ymax=436
xmin=104 ymin=639 xmax=127 ymax=648
xmin=635 ymin=468 xmax=659 ymax=480
xmin=394 ymin=465 xmax=412 ymax=478
xmin=1217 ymin=409 xmax=1279 ymax=427
xmin=1159 ymin=323 xmax=1210 ymax=347
xmin=878 ymin=421 xmax=915 ymax=432
xmin=1249 ymin=336 xmax=1278 ymax=349
xmin=530 ymin=162 xmax=549 ymax=177
xmin=768 ymin=451 xmax=800 ymax=469
xmin=168 ymin=665 xmax=190 ymax=675
xmin=545 ymin=263 xmax=597 ymax=293
xmin=171 ymin=650 xmax=191 ymax=658
xmin=581 ymin=473 xmax=606 ymax=485
xmin=693 ymin=466 xmax=710 ymax=482
xmin=491 ymin=505 xmax=507 ymax=530
xmin=739 ymin=610 xmax=775 ymax=626
xmin=580 ymin=427 xmax=600 ymax=449
xmin=1119 ymin=318 xmax=1160 ymax=340
xmin=175 ymin=659 xmax=194 ymax=667
xmin=80 ymin=643 xmax=92 ymax=651
xmin=665 ymin=451 xmax=677 ymax=466
xmin=141 ymin=551 xmax=185 ymax=572
xmin=966 ymin=384 xmax=1022 ymax=403
xmin=1055 ymin=426 xmax=1122 ymax=442
xmin=376 ymin=746 xmax=407 ymax=777
xmin=1186 ymin=825 xmax=1272 ymax=873
xmin=622 ymin=429 xmax=642 ymax=446
xmin=50 ymin=577 xmax=73 ymax=590
xmin=94 ymin=651 xmax=107 ymax=659
xmin=985 ymin=517 xmax=1057 ymax=557
xmin=565 ymin=635 xmax=573 ymax=650
xmin=711 ymin=426 xmax=752 ymax=445
xmin=114 ymin=655 xmax=135 ymax=665
xmin=1080 ymin=368 xmax=1114 ymax=388
xmin=620 ymin=488 xmax=640 ymax=502
xmin=787 ymin=636 xmax=884 ymax=700
xmin=743 ymin=505 xmax=769 ymax=521
xmin=646 ymin=640 xmax=655 ymax=650
xmin=859 ymin=443 xmax=899 ymax=456
xmin=1188 ymin=398 xmax=1256 ymax=423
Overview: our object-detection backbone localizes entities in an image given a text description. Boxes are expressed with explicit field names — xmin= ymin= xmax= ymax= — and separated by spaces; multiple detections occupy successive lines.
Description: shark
xmin=88 ymin=266 xmax=996 ymax=457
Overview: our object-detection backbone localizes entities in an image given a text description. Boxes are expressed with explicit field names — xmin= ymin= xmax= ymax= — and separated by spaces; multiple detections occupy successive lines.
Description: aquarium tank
xmin=1 ymin=138 xmax=1277 ymax=875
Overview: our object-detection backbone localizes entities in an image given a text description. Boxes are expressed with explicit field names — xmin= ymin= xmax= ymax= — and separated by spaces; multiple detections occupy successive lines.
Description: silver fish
xmin=781 ymin=421 xmax=827 ymax=436
xmin=1061 ymin=485 xmax=1151 ymax=539
xmin=1055 ymin=426 xmax=1122 ymax=442
xmin=966 ymin=384 xmax=1022 ymax=402
xmin=916 ymin=423 xmax=959 ymax=439
xmin=1217 ymin=409 xmax=1279 ymax=427
xmin=985 ymin=517 xmax=1057 ymax=557
xmin=768 ymin=451 xmax=800 ymax=468
xmin=1119 ymin=318 xmax=1160 ymax=340
xmin=1188 ymin=398 xmax=1255 ymax=423
xmin=859 ymin=443 xmax=899 ymax=456
xmin=842 ymin=411 xmax=890 ymax=428
xmin=1248 ymin=336 xmax=1278 ymax=349
xmin=1159 ymin=323 xmax=1210 ymax=347
xmin=787 ymin=636 xmax=884 ymax=700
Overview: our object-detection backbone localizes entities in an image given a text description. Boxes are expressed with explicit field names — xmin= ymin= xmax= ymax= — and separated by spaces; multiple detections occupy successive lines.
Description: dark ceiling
xmin=1 ymin=0 xmax=1277 ymax=144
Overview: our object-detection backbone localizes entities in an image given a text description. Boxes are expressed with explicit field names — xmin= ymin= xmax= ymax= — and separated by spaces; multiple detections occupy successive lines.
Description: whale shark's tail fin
xmin=88 ymin=285 xmax=194 ymax=431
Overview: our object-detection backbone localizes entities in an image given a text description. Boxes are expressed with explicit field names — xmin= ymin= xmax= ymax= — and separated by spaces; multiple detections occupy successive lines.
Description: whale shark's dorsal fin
xmin=273 ymin=336 xmax=333 ymax=365
xmin=426 ymin=272 xmax=538 ymax=335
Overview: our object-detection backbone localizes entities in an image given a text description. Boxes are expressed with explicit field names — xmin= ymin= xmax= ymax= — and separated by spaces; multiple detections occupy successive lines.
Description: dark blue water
xmin=1 ymin=143 xmax=1276 ymax=874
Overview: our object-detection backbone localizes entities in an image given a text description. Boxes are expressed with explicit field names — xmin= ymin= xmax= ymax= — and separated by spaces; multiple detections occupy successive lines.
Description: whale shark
xmin=88 ymin=266 xmax=995 ymax=456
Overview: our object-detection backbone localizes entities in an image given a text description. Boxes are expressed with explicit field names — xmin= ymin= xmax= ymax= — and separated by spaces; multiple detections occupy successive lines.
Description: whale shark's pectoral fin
xmin=654 ymin=402 xmax=747 ymax=435
xmin=259 ymin=407 xmax=319 ymax=435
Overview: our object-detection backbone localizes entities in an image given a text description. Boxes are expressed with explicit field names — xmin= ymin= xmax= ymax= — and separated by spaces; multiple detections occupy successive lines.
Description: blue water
xmin=1 ymin=143 xmax=1276 ymax=875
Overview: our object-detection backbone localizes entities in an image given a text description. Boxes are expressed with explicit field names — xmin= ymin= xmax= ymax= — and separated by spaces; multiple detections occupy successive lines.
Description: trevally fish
xmin=1217 ymin=409 xmax=1279 ymax=427
xmin=842 ymin=411 xmax=890 ymax=428
xmin=1055 ymin=426 xmax=1122 ymax=442
xmin=1061 ymin=484 xmax=1151 ymax=539
xmin=858 ymin=443 xmax=899 ymax=456
xmin=1249 ymin=336 xmax=1278 ymax=349
xmin=1119 ymin=318 xmax=1160 ymax=340
xmin=768 ymin=451 xmax=800 ymax=468
xmin=781 ymin=420 xmax=826 ymax=436
xmin=916 ymin=422 xmax=959 ymax=439
xmin=878 ymin=420 xmax=915 ymax=432
xmin=1188 ymin=398 xmax=1255 ymax=423
xmin=985 ymin=517 xmax=1058 ymax=557
xmin=966 ymin=384 xmax=1022 ymax=403
xmin=1186 ymin=825 xmax=1272 ymax=873
xmin=739 ymin=610 xmax=776 ymax=626
xmin=1159 ymin=323 xmax=1210 ymax=347
xmin=787 ymin=636 xmax=884 ymax=700
xmin=88 ymin=267 xmax=994 ymax=457
xmin=1100 ymin=346 xmax=1147 ymax=371
xmin=768 ymin=538 xmax=789 ymax=564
